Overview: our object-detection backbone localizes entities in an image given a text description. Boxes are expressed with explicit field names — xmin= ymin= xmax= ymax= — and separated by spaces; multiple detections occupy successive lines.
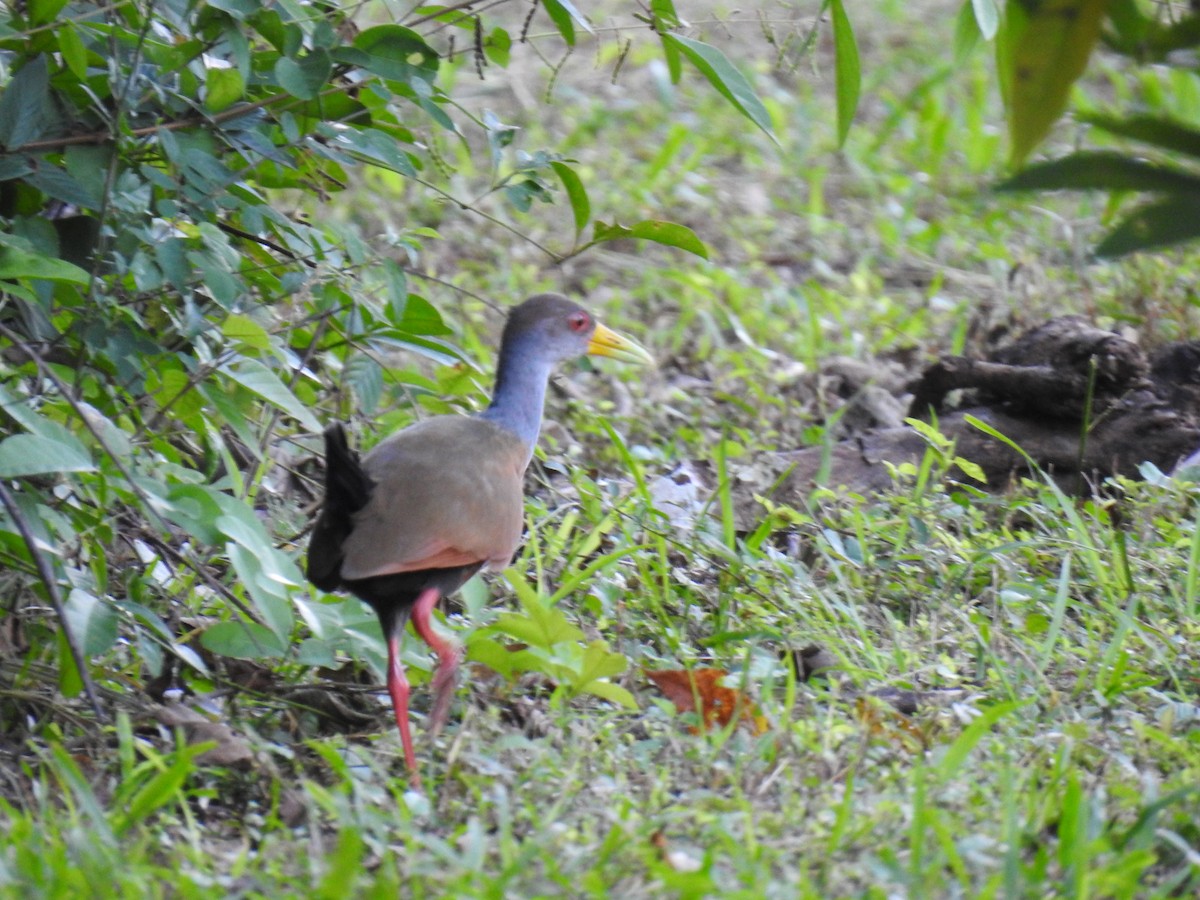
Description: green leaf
xmin=997 ymin=152 xmax=1200 ymax=193
xmin=274 ymin=49 xmax=332 ymax=101
xmin=484 ymin=27 xmax=512 ymax=67
xmin=651 ymin=0 xmax=681 ymax=29
xmin=58 ymin=24 xmax=89 ymax=80
xmin=221 ymin=313 xmax=273 ymax=352
xmin=542 ymin=0 xmax=594 ymax=47
xmin=0 ymin=433 xmax=94 ymax=477
xmin=829 ymin=0 xmax=861 ymax=147
xmin=63 ymin=590 xmax=119 ymax=657
xmin=205 ymin=66 xmax=245 ymax=113
xmin=576 ymin=640 xmax=627 ymax=684
xmin=345 ymin=353 xmax=383 ymax=414
xmin=220 ymin=359 xmax=322 ymax=431
xmin=954 ymin=1 xmax=982 ymax=60
xmin=659 ymin=30 xmax=683 ymax=83
xmin=0 ymin=241 xmax=90 ymax=283
xmin=114 ymin=744 xmax=209 ymax=836
xmin=970 ymin=0 xmax=999 ymax=40
xmin=592 ymin=219 xmax=709 ymax=259
xmin=659 ymin=34 xmax=775 ymax=141
xmin=935 ymin=700 xmax=1025 ymax=782
xmin=351 ymin=25 xmax=439 ymax=85
xmin=322 ymin=125 xmax=417 ymax=176
xmin=0 ymin=55 xmax=52 ymax=149
xmin=585 ymin=680 xmax=639 ymax=710
xmin=200 ymin=621 xmax=288 ymax=659
xmin=1083 ymin=113 xmax=1200 ymax=160
xmin=998 ymin=0 xmax=1108 ymax=165
xmin=1096 ymin=195 xmax=1200 ymax=257
xmin=550 ymin=161 xmax=591 ymax=239
xmin=28 ymin=0 xmax=69 ymax=27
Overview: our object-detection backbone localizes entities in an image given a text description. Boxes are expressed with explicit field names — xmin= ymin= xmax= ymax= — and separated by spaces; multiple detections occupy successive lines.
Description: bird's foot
xmin=428 ymin=641 xmax=464 ymax=735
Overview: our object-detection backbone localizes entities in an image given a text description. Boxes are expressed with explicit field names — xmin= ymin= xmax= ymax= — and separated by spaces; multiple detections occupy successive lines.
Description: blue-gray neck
xmin=477 ymin=336 xmax=556 ymax=469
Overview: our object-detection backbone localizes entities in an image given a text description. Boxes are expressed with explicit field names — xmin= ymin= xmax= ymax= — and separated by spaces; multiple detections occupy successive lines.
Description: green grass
xmin=5 ymin=3 xmax=1200 ymax=897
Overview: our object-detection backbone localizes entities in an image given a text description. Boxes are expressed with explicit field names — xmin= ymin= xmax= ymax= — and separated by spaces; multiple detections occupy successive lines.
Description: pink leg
xmin=386 ymin=633 xmax=421 ymax=787
xmin=410 ymin=586 xmax=464 ymax=735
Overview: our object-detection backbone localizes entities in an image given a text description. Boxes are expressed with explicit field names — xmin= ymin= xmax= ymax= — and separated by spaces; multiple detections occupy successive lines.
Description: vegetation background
xmin=1 ymin=0 xmax=1199 ymax=895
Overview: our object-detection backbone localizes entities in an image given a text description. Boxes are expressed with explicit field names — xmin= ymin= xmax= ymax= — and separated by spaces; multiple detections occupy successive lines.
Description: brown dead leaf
xmin=854 ymin=695 xmax=928 ymax=752
xmin=646 ymin=668 xmax=767 ymax=735
xmin=153 ymin=702 xmax=255 ymax=769
xmin=649 ymin=829 xmax=703 ymax=873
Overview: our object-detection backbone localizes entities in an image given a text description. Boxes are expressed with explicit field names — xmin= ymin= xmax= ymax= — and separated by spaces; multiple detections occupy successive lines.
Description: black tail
xmin=306 ymin=424 xmax=375 ymax=592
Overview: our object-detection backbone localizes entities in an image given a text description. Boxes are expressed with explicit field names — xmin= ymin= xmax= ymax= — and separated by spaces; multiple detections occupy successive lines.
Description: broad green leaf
xmin=1083 ymin=113 xmax=1200 ymax=159
xmin=829 ymin=0 xmax=861 ymax=147
xmin=321 ymin=125 xmax=417 ymax=176
xmin=57 ymin=630 xmax=83 ymax=697
xmin=997 ymin=152 xmax=1200 ymax=193
xmin=484 ymin=27 xmax=511 ymax=67
xmin=1097 ymin=196 xmax=1200 ymax=257
xmin=576 ymin=640 xmax=627 ymax=683
xmin=274 ymin=49 xmax=332 ymax=100
xmin=999 ymin=0 xmax=1108 ymax=165
xmin=592 ymin=219 xmax=709 ymax=259
xmin=222 ymin=312 xmax=273 ymax=351
xmin=200 ymin=620 xmax=288 ymax=659
xmin=0 ymin=156 xmax=33 ymax=180
xmin=227 ymin=542 xmax=295 ymax=639
xmin=0 ymin=433 xmax=94 ymax=477
xmin=0 ymin=242 xmax=89 ymax=283
xmin=550 ymin=161 xmax=591 ymax=239
xmin=162 ymin=484 xmax=225 ymax=545
xmin=351 ymin=26 xmax=439 ymax=85
xmin=393 ymin=291 xmax=451 ymax=335
xmin=0 ymin=55 xmax=52 ymax=149
xmin=220 ymin=359 xmax=322 ymax=431
xmin=660 ymin=34 xmax=774 ymax=141
xmin=58 ymin=24 xmax=89 ymax=80
xmin=29 ymin=0 xmax=70 ymax=25
xmin=26 ymin=165 xmax=101 ymax=208
xmin=63 ymin=590 xmax=119 ymax=657
xmin=205 ymin=66 xmax=245 ymax=113
xmin=585 ymin=680 xmax=639 ymax=709
xmin=296 ymin=637 xmax=337 ymax=668
xmin=467 ymin=636 xmax=521 ymax=679
xmin=345 ymin=353 xmax=383 ymax=414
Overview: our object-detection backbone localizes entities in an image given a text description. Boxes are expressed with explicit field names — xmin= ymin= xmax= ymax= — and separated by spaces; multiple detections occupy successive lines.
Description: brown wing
xmin=338 ymin=417 xmax=529 ymax=582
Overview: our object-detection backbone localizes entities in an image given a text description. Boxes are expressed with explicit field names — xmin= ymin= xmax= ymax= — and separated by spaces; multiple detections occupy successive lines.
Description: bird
xmin=306 ymin=293 xmax=652 ymax=784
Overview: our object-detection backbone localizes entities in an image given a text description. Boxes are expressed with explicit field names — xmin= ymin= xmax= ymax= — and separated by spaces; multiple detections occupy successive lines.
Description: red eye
xmin=568 ymin=311 xmax=590 ymax=332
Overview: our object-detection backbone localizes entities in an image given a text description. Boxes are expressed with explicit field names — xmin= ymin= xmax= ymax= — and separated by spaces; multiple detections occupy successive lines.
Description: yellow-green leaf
xmin=999 ymin=0 xmax=1108 ymax=165
xmin=830 ymin=0 xmax=861 ymax=147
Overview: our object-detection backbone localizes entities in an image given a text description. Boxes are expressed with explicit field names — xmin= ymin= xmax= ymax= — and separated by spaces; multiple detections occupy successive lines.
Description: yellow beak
xmin=587 ymin=322 xmax=655 ymax=366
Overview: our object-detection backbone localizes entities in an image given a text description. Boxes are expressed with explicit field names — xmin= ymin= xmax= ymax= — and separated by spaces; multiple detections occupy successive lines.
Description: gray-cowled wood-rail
xmin=306 ymin=293 xmax=652 ymax=783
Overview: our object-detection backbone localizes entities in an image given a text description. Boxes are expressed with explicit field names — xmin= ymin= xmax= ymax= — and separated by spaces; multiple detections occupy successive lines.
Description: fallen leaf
xmin=854 ymin=695 xmax=928 ymax=752
xmin=645 ymin=668 xmax=767 ymax=734
xmin=649 ymin=830 xmax=703 ymax=873
xmin=153 ymin=702 xmax=255 ymax=769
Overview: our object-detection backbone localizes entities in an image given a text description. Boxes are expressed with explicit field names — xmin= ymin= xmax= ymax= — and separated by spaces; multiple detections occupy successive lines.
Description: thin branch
xmin=0 ymin=481 xmax=106 ymax=722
